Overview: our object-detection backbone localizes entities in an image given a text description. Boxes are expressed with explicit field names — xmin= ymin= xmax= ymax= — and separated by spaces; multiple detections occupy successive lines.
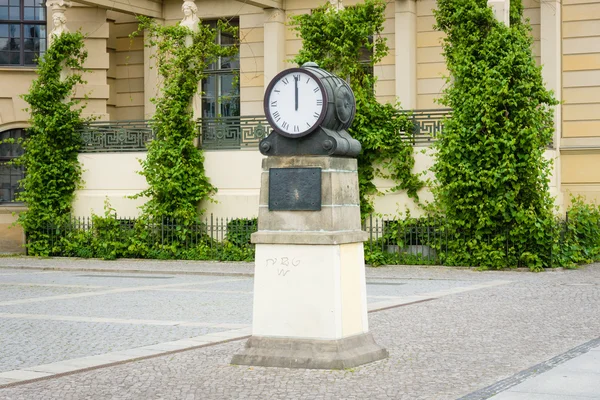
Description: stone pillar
xmin=66 ymin=4 xmax=110 ymax=120
xmin=263 ymin=8 xmax=285 ymax=90
xmin=487 ymin=0 xmax=510 ymax=26
xmin=541 ymin=0 xmax=562 ymax=142
xmin=144 ymin=20 xmax=163 ymax=119
xmin=231 ymin=156 xmax=388 ymax=369
xmin=395 ymin=0 xmax=417 ymax=109
xmin=540 ymin=0 xmax=562 ymax=210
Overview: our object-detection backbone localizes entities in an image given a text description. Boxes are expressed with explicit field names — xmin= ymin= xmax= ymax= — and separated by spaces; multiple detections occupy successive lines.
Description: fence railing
xmin=197 ymin=116 xmax=270 ymax=150
xmin=31 ymin=212 xmax=586 ymax=268
xmin=79 ymin=120 xmax=155 ymax=153
xmin=77 ymin=110 xmax=452 ymax=153
xmin=400 ymin=108 xmax=452 ymax=145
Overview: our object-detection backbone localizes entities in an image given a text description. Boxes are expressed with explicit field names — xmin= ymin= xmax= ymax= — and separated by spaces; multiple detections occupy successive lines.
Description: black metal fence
xmin=31 ymin=212 xmax=598 ymax=268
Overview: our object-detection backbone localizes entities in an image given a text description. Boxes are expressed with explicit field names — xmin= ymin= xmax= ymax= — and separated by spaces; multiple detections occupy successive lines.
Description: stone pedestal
xmin=231 ymin=156 xmax=388 ymax=369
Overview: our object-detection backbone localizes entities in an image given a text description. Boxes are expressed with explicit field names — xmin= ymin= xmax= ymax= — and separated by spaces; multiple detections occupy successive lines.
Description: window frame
xmin=0 ymin=0 xmax=47 ymax=67
xmin=201 ymin=19 xmax=240 ymax=119
xmin=0 ymin=128 xmax=25 ymax=204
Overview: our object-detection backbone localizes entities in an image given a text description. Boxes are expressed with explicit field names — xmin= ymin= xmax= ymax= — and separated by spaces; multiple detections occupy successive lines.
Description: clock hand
xmin=294 ymin=76 xmax=299 ymax=111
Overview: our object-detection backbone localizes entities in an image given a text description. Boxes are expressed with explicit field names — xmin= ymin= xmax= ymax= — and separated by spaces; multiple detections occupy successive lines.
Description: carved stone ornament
xmin=327 ymin=0 xmax=344 ymax=12
xmin=180 ymin=0 xmax=199 ymax=32
xmin=46 ymin=0 xmax=71 ymax=45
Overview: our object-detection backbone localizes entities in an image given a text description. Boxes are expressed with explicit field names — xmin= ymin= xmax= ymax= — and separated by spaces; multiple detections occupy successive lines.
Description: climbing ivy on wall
xmin=132 ymin=17 xmax=237 ymax=223
xmin=290 ymin=0 xmax=423 ymax=218
xmin=432 ymin=0 xmax=559 ymax=270
xmin=16 ymin=32 xmax=87 ymax=255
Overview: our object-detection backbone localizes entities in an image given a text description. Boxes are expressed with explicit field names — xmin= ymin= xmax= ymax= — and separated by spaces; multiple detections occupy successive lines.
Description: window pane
xmin=24 ymin=0 xmax=32 ymax=5
xmin=220 ymin=96 xmax=239 ymax=117
xmin=34 ymin=6 xmax=43 ymax=20
xmin=8 ymin=0 xmax=19 ymax=5
xmin=10 ymin=24 xmax=20 ymax=38
xmin=9 ymin=38 xmax=19 ymax=50
xmin=24 ymin=6 xmax=33 ymax=19
xmin=220 ymin=54 xmax=239 ymax=70
xmin=23 ymin=51 xmax=36 ymax=65
xmin=23 ymin=37 xmax=33 ymax=51
xmin=24 ymin=24 xmax=41 ymax=38
xmin=220 ymin=74 xmax=239 ymax=97
xmin=0 ymin=38 xmax=7 ymax=50
xmin=9 ymin=6 xmax=19 ymax=20
xmin=202 ymin=74 xmax=216 ymax=97
xmin=9 ymin=51 xmax=19 ymax=64
xmin=0 ymin=7 xmax=8 ymax=19
xmin=0 ymin=24 xmax=7 ymax=37
xmin=201 ymin=98 xmax=216 ymax=118
xmin=0 ymin=51 xmax=8 ymax=64
xmin=0 ymin=0 xmax=7 ymax=6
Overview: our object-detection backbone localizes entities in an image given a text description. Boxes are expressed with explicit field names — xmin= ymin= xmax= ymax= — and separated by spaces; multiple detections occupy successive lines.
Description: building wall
xmin=560 ymin=0 xmax=600 ymax=204
xmin=416 ymin=0 xmax=445 ymax=109
xmin=107 ymin=11 xmax=145 ymax=120
xmin=72 ymin=150 xmax=265 ymax=219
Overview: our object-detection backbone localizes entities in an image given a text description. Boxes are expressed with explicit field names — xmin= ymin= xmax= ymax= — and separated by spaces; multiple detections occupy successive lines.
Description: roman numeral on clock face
xmin=271 ymin=101 xmax=277 ymax=107
xmin=316 ymin=99 xmax=323 ymax=106
xmin=273 ymin=111 xmax=281 ymax=121
xmin=282 ymin=121 xmax=289 ymax=130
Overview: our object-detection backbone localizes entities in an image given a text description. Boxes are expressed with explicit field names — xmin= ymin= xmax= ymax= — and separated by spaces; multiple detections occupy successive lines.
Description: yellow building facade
xmin=0 ymin=0 xmax=598 ymax=252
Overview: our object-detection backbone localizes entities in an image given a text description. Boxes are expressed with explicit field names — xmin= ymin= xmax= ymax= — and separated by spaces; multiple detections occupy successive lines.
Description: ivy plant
xmin=131 ymin=17 xmax=238 ymax=223
xmin=432 ymin=0 xmax=558 ymax=270
xmin=290 ymin=0 xmax=423 ymax=218
xmin=16 ymin=32 xmax=87 ymax=255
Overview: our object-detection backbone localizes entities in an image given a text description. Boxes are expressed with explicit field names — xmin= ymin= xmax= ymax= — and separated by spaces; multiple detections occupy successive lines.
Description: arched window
xmin=0 ymin=0 xmax=46 ymax=66
xmin=0 ymin=128 xmax=25 ymax=202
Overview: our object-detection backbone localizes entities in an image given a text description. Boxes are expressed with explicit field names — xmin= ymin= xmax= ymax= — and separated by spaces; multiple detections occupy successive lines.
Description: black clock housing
xmin=259 ymin=63 xmax=361 ymax=158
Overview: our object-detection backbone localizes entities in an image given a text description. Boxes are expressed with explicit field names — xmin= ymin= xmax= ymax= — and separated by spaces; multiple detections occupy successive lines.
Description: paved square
xmin=0 ymin=259 xmax=598 ymax=399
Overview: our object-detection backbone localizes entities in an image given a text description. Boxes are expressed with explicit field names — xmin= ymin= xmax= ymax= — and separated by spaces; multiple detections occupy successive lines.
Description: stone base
xmin=231 ymin=333 xmax=388 ymax=370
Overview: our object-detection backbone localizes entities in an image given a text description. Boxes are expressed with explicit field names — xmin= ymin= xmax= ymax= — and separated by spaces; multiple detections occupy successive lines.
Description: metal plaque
xmin=269 ymin=168 xmax=322 ymax=211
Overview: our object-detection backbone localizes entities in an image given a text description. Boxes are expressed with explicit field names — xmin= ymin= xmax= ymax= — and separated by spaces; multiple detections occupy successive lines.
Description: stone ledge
xmin=231 ymin=333 xmax=388 ymax=370
xmin=251 ymin=230 xmax=368 ymax=245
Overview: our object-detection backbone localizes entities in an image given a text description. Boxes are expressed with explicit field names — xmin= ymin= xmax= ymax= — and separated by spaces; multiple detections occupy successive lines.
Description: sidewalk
xmin=0 ymin=257 xmax=598 ymax=399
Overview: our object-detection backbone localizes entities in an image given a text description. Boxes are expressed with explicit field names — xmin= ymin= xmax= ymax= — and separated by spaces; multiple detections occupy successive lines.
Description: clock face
xmin=265 ymin=69 xmax=326 ymax=137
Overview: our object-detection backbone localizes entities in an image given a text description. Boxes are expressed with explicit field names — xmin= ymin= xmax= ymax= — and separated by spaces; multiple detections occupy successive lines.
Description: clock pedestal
xmin=231 ymin=156 xmax=388 ymax=369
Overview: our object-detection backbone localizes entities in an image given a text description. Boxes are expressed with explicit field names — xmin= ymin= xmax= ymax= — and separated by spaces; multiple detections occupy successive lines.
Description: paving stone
xmin=0 ymin=259 xmax=598 ymax=399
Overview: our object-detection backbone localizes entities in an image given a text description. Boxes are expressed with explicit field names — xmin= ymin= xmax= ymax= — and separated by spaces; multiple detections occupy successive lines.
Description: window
xmin=0 ymin=0 xmax=46 ymax=66
xmin=201 ymin=20 xmax=240 ymax=118
xmin=0 ymin=128 xmax=25 ymax=202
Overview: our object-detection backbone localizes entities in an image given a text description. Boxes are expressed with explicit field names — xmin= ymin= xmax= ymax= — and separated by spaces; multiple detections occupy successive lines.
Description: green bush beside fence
xmin=27 ymin=198 xmax=600 ymax=269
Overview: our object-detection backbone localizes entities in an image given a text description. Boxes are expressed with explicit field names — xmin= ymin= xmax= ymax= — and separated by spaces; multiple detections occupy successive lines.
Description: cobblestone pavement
xmin=0 ymin=258 xmax=599 ymax=399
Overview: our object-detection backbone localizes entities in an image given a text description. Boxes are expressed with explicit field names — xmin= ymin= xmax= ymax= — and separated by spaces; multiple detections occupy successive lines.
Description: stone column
xmin=263 ymin=8 xmax=285 ymax=90
xmin=541 ymin=0 xmax=562 ymax=142
xmin=487 ymin=0 xmax=510 ymax=26
xmin=540 ymin=0 xmax=563 ymax=210
xmin=63 ymin=3 xmax=110 ymax=120
xmin=143 ymin=21 xmax=162 ymax=120
xmin=180 ymin=0 xmax=201 ymax=119
xmin=395 ymin=0 xmax=417 ymax=109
